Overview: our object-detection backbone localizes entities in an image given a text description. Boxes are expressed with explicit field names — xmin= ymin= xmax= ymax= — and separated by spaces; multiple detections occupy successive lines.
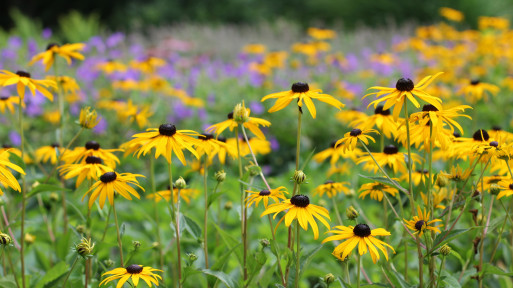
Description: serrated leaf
xmin=441 ymin=270 xmax=461 ymax=288
xmin=358 ymin=175 xmax=408 ymax=194
xmin=479 ymin=263 xmax=513 ymax=277
xmin=182 ymin=215 xmax=202 ymax=239
xmin=213 ymin=223 xmax=242 ymax=265
xmin=381 ymin=265 xmax=414 ymax=288
xmin=202 ymin=269 xmax=238 ymax=288
xmin=35 ymin=261 xmax=69 ymax=288
xmin=209 ymin=244 xmax=241 ymax=287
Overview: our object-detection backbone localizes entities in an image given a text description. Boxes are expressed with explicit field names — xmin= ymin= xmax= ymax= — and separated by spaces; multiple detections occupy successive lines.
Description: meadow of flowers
xmin=1 ymin=7 xmax=513 ymax=288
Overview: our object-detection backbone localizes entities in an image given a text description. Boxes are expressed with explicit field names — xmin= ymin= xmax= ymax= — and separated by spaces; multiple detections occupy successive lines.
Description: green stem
xmin=167 ymin=161 xmax=175 ymax=215
xmin=295 ymin=217 xmax=300 ymax=288
xmin=427 ymin=123 xmax=435 ymax=288
xmin=61 ymin=257 xmax=79 ymax=288
xmin=203 ymin=155 xmax=209 ymax=270
xmin=112 ymin=201 xmax=124 ymax=266
xmin=235 ymin=127 xmax=246 ymax=281
xmin=18 ymin=96 xmax=26 ymax=288
xmin=176 ymin=187 xmax=183 ymax=287
xmin=345 ymin=261 xmax=351 ymax=285
xmin=435 ymin=257 xmax=446 ymax=288
xmin=356 ymin=253 xmax=361 ymax=288
xmin=489 ymin=208 xmax=507 ymax=262
xmin=5 ymin=247 xmax=20 ymax=288
xmin=101 ymin=206 xmax=112 ymax=241
xmin=332 ymin=197 xmax=343 ymax=225
xmin=359 ymin=140 xmax=402 ymax=192
xmin=149 ymin=157 xmax=164 ymax=270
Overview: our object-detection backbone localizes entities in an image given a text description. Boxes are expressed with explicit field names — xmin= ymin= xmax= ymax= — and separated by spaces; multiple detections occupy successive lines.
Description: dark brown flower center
xmin=51 ymin=143 xmax=60 ymax=148
xmin=85 ymin=156 xmax=102 ymax=164
xmin=453 ymin=132 xmax=461 ymax=138
xmin=259 ymin=189 xmax=271 ymax=196
xmin=353 ymin=224 xmax=371 ymax=237
xmin=395 ymin=78 xmax=414 ymax=92
xmin=85 ymin=141 xmax=100 ymax=150
xmin=324 ymin=180 xmax=335 ymax=185
xmin=126 ymin=264 xmax=143 ymax=274
xmin=489 ymin=141 xmax=499 ymax=147
xmin=291 ymin=82 xmax=309 ymax=93
xmin=374 ymin=105 xmax=391 ymax=116
xmin=383 ymin=145 xmax=398 ymax=155
xmin=349 ymin=128 xmax=362 ymax=137
xmin=159 ymin=124 xmax=177 ymax=136
xmin=2 ymin=144 xmax=12 ymax=148
xmin=46 ymin=43 xmax=59 ymax=50
xmin=100 ymin=172 xmax=117 ymax=183
xmin=227 ymin=112 xmax=234 ymax=119
xmin=472 ymin=129 xmax=489 ymax=141
xmin=290 ymin=195 xmax=309 ymax=207
xmin=414 ymin=220 xmax=425 ymax=231
xmin=198 ymin=134 xmax=214 ymax=140
xmin=470 ymin=79 xmax=480 ymax=85
xmin=422 ymin=104 xmax=438 ymax=112
xmin=417 ymin=169 xmax=428 ymax=174
xmin=509 ymin=184 xmax=513 ymax=190
xmin=491 ymin=125 xmax=502 ymax=131
xmin=0 ymin=96 xmax=9 ymax=101
xmin=16 ymin=71 xmax=31 ymax=78
xmin=217 ymin=136 xmax=226 ymax=143
xmin=330 ymin=140 xmax=338 ymax=148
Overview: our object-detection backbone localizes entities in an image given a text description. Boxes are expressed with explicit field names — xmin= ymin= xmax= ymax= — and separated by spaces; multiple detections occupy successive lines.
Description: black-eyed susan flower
xmin=261 ymin=194 xmax=330 ymax=239
xmin=458 ymin=79 xmax=499 ymax=103
xmin=79 ymin=106 xmax=100 ymax=129
xmin=313 ymin=180 xmax=351 ymax=198
xmin=100 ymin=264 xmax=162 ymax=287
xmin=0 ymin=70 xmax=56 ymax=101
xmin=404 ymin=206 xmax=443 ymax=237
xmin=489 ymin=126 xmax=513 ymax=143
xmin=421 ymin=189 xmax=451 ymax=209
xmin=46 ymin=75 xmax=80 ymax=94
xmin=29 ymin=43 xmax=85 ymax=71
xmin=350 ymin=105 xmax=400 ymax=138
xmin=482 ymin=175 xmax=508 ymax=192
xmin=335 ymin=128 xmax=377 ymax=153
xmin=130 ymin=57 xmax=166 ymax=74
xmin=497 ymin=179 xmax=513 ymax=200
xmin=410 ymin=104 xmax=472 ymax=136
xmin=439 ymin=7 xmax=464 ymax=22
xmin=440 ymin=164 xmax=472 ymax=182
xmin=195 ymin=134 xmax=225 ymax=160
xmin=0 ymin=150 xmax=25 ymax=195
xmin=245 ymin=186 xmax=288 ymax=209
xmin=83 ymin=171 xmax=144 ymax=209
xmin=63 ymin=141 xmax=121 ymax=168
xmin=357 ymin=145 xmax=421 ymax=174
xmin=59 ymin=156 xmax=112 ymax=187
xmin=126 ymin=123 xmax=201 ymax=165
xmin=34 ymin=143 xmax=63 ymax=164
xmin=206 ymin=108 xmax=271 ymax=140
xmin=261 ymin=82 xmax=344 ymax=118
xmin=322 ymin=224 xmax=394 ymax=263
xmin=313 ymin=141 xmax=364 ymax=165
xmin=365 ymin=72 xmax=444 ymax=120
xmin=358 ymin=182 xmax=399 ymax=201
xmin=146 ymin=185 xmax=199 ymax=204
xmin=226 ymin=137 xmax=271 ymax=157
xmin=117 ymin=100 xmax=153 ymax=129
xmin=215 ymin=137 xmax=238 ymax=164
xmin=307 ymin=27 xmax=337 ymax=40
xmin=0 ymin=95 xmax=23 ymax=114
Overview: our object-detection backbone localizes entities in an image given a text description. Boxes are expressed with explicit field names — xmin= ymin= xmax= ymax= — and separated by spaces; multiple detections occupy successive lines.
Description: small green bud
xmin=0 ymin=233 xmax=12 ymax=246
xmin=187 ymin=253 xmax=198 ymax=262
xmin=224 ymin=201 xmax=233 ymax=211
xmin=75 ymin=238 xmax=94 ymax=258
xmin=435 ymin=174 xmax=449 ymax=188
xmin=490 ymin=184 xmax=500 ymax=195
xmin=346 ymin=206 xmax=359 ymax=220
xmin=215 ymin=170 xmax=226 ymax=183
xmin=132 ymin=241 xmax=141 ymax=250
xmin=233 ymin=102 xmax=250 ymax=124
xmin=324 ymin=273 xmax=335 ymax=284
xmin=440 ymin=244 xmax=451 ymax=256
xmin=175 ymin=177 xmax=187 ymax=189
xmin=259 ymin=238 xmax=270 ymax=248
xmin=49 ymin=192 xmax=59 ymax=202
xmin=76 ymin=225 xmax=86 ymax=234
xmin=104 ymin=259 xmax=114 ymax=268
xmin=293 ymin=170 xmax=306 ymax=184
xmin=246 ymin=164 xmax=261 ymax=177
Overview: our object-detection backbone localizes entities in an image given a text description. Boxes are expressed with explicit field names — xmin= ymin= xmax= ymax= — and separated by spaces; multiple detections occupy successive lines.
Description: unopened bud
xmin=293 ymin=170 xmax=307 ymax=184
xmin=215 ymin=170 xmax=226 ymax=183
xmin=246 ymin=164 xmax=261 ymax=177
xmin=436 ymin=174 xmax=449 ymax=188
xmin=76 ymin=225 xmax=86 ymax=234
xmin=104 ymin=259 xmax=114 ymax=268
xmin=224 ymin=201 xmax=233 ymax=211
xmin=49 ymin=192 xmax=59 ymax=202
xmin=440 ymin=244 xmax=451 ymax=256
xmin=24 ymin=233 xmax=35 ymax=244
xmin=260 ymin=238 xmax=270 ymax=248
xmin=187 ymin=253 xmax=198 ymax=262
xmin=324 ymin=273 xmax=335 ymax=284
xmin=79 ymin=106 xmax=100 ymax=129
xmin=490 ymin=184 xmax=500 ymax=195
xmin=75 ymin=237 xmax=94 ymax=258
xmin=346 ymin=206 xmax=359 ymax=220
xmin=233 ymin=102 xmax=250 ymax=124
xmin=0 ymin=233 xmax=12 ymax=246
xmin=132 ymin=241 xmax=141 ymax=250
xmin=175 ymin=177 xmax=186 ymax=189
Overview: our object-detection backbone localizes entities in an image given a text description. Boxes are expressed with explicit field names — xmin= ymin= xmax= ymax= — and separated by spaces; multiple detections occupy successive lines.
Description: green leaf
xmin=207 ymin=192 xmax=223 ymax=209
xmin=0 ymin=275 xmax=18 ymax=288
xmin=441 ymin=270 xmax=461 ymax=288
xmin=8 ymin=152 xmax=26 ymax=170
xmin=381 ymin=265 xmax=414 ymax=288
xmin=336 ymin=276 xmax=353 ymax=287
xmin=34 ymin=261 xmax=69 ymax=288
xmin=358 ymin=175 xmax=409 ymax=194
xmin=55 ymin=232 xmax=71 ymax=261
xmin=182 ymin=215 xmax=202 ymax=239
xmin=120 ymin=223 xmax=126 ymax=239
xmin=213 ymin=223 xmax=242 ymax=265
xmin=34 ymin=247 xmax=51 ymax=270
xmin=201 ymin=269 xmax=238 ymax=288
xmin=27 ymin=184 xmax=71 ymax=198
xmin=479 ymin=263 xmax=513 ymax=277
xmin=300 ymin=148 xmax=316 ymax=171
xmin=300 ymin=244 xmax=322 ymax=275
xmin=182 ymin=266 xmax=202 ymax=285
xmin=430 ymin=228 xmax=474 ymax=253
xmin=208 ymin=244 xmax=241 ymax=287
xmin=245 ymin=250 xmax=267 ymax=286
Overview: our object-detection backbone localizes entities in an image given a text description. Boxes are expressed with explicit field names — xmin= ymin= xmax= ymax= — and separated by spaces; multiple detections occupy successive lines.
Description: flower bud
xmin=233 ymin=102 xmax=250 ymax=124
xmin=24 ymin=233 xmax=35 ymax=244
xmin=75 ymin=237 xmax=94 ymax=258
xmin=175 ymin=177 xmax=186 ymax=189
xmin=76 ymin=225 xmax=86 ymax=234
xmin=224 ymin=201 xmax=233 ymax=211
xmin=151 ymin=242 xmax=160 ymax=249
xmin=259 ymin=238 xmax=270 ymax=248
xmin=293 ymin=170 xmax=306 ymax=184
xmin=324 ymin=273 xmax=335 ymax=284
xmin=215 ymin=170 xmax=226 ymax=183
xmin=104 ymin=259 xmax=114 ymax=268
xmin=0 ymin=233 xmax=12 ymax=246
xmin=187 ymin=253 xmax=198 ymax=262
xmin=79 ymin=106 xmax=100 ymax=129
xmin=440 ymin=244 xmax=451 ymax=256
xmin=346 ymin=206 xmax=359 ymax=220
xmin=490 ymin=184 xmax=500 ymax=195
xmin=435 ymin=174 xmax=449 ymax=188
xmin=132 ymin=240 xmax=141 ymax=250
xmin=246 ymin=164 xmax=261 ymax=177
xmin=49 ymin=192 xmax=59 ymax=202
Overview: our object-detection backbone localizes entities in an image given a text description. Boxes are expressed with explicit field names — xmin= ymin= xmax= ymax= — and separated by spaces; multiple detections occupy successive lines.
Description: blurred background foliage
xmin=2 ymin=0 xmax=513 ymax=38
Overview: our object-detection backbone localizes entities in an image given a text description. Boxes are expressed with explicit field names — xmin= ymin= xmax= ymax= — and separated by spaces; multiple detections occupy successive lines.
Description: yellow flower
xmin=79 ymin=107 xmax=100 ymax=129
xmin=242 ymin=44 xmax=267 ymax=54
xmin=0 ymin=70 xmax=56 ymax=100
xmin=322 ymin=224 xmax=394 ymax=263
xmin=261 ymin=194 xmax=330 ymax=239
xmin=365 ymin=72 xmax=443 ymax=119
xmin=307 ymin=28 xmax=337 ymax=40
xmin=0 ymin=150 xmax=25 ymax=195
xmin=117 ymin=100 xmax=153 ymax=129
xmin=147 ymin=186 xmax=199 ymax=204
xmin=313 ymin=180 xmax=351 ymax=198
xmin=59 ymin=156 xmax=112 ymax=187
xmin=404 ymin=206 xmax=443 ymax=237
xmin=457 ymin=79 xmax=499 ymax=103
xmin=421 ymin=189 xmax=451 ymax=210
xmin=29 ymin=43 xmax=85 ymax=71
xmin=313 ymin=141 xmax=363 ymax=165
xmin=261 ymin=82 xmax=344 ymax=118
xmin=358 ymin=182 xmax=399 ymax=201
xmin=245 ymin=186 xmax=288 ymax=209
xmin=35 ymin=144 xmax=63 ymax=164
xmin=409 ymin=104 xmax=472 ymax=136
xmin=100 ymin=264 xmax=162 ymax=287
xmin=62 ymin=141 xmax=121 ymax=168
xmin=357 ymin=144 xmax=421 ymax=174
xmin=96 ymin=60 xmax=127 ymax=74
xmin=46 ymin=75 xmax=80 ymax=95
xmin=130 ymin=57 xmax=166 ymax=74
xmin=0 ymin=95 xmax=23 ymax=114
xmin=335 ymin=128 xmax=377 ymax=153
xmin=195 ymin=134 xmax=226 ymax=160
xmin=478 ymin=16 xmax=509 ymax=30
xmin=497 ymin=179 xmax=513 ymax=200
xmin=226 ymin=137 xmax=271 ymax=157
xmin=126 ymin=124 xmax=201 ymax=165
xmin=440 ymin=164 xmax=472 ymax=182
xmin=83 ymin=172 xmax=144 ymax=209
xmin=350 ymin=105 xmax=400 ymax=138
xmin=43 ymin=110 xmax=60 ymax=125
xmin=206 ymin=107 xmax=271 ymax=140
xmin=439 ymin=7 xmax=464 ymax=22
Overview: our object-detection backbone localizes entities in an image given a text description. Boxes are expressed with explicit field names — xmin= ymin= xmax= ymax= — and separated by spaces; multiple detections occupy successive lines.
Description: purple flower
xmin=93 ymin=116 xmax=107 ymax=134
xmin=106 ymin=32 xmax=125 ymax=48
xmin=8 ymin=131 xmax=21 ymax=146
xmin=249 ymin=101 xmax=264 ymax=114
xmin=42 ymin=28 xmax=52 ymax=39
xmin=8 ymin=37 xmax=22 ymax=49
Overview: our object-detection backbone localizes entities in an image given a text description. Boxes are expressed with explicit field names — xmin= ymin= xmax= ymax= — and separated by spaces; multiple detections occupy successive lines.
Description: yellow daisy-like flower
xmin=130 ymin=57 xmax=166 ymax=74
xmin=195 ymin=134 xmax=226 ymax=160
xmin=261 ymin=82 xmax=344 ymax=119
xmin=29 ymin=43 xmax=85 ymax=71
xmin=100 ymin=264 xmax=162 ymax=287
xmin=146 ymin=186 xmax=199 ymax=204
xmin=62 ymin=141 xmax=121 ymax=168
xmin=96 ymin=60 xmax=127 ymax=74
xmin=365 ymin=72 xmax=444 ymax=120
xmin=225 ymin=137 xmax=271 ymax=157
xmin=404 ymin=206 xmax=443 ymax=237
xmin=0 ymin=150 xmax=25 ymax=195
xmin=307 ymin=27 xmax=336 ymax=40
xmin=59 ymin=156 xmax=112 ymax=187
xmin=245 ymin=186 xmax=288 ymax=209
xmin=313 ymin=141 xmax=364 ymax=165
xmin=335 ymin=128 xmax=378 ymax=153
xmin=358 ymin=182 xmax=399 ymax=201
xmin=117 ymin=100 xmax=154 ymax=129
xmin=0 ymin=95 xmax=23 ymax=114
xmin=497 ymin=179 xmax=513 ymax=200
xmin=439 ymin=7 xmax=464 ymax=22
xmin=458 ymin=79 xmax=499 ymax=103
xmin=409 ymin=104 xmax=472 ymax=136
xmin=313 ymin=180 xmax=351 ymax=198
xmin=79 ymin=106 xmax=100 ymax=129
xmin=0 ymin=70 xmax=56 ymax=101
xmin=206 ymin=108 xmax=271 ymax=140
xmin=261 ymin=194 xmax=330 ymax=239
xmin=46 ymin=75 xmax=80 ymax=94
xmin=357 ymin=145 xmax=421 ymax=174
xmin=421 ymin=189 xmax=451 ymax=210
xmin=440 ymin=164 xmax=472 ymax=182
xmin=350 ymin=105 xmax=400 ymax=138
xmin=83 ymin=171 xmax=144 ymax=209
xmin=322 ymin=224 xmax=394 ymax=263
xmin=483 ymin=175 xmax=508 ymax=192
xmin=126 ymin=123 xmax=201 ymax=165
xmin=34 ymin=144 xmax=63 ymax=164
